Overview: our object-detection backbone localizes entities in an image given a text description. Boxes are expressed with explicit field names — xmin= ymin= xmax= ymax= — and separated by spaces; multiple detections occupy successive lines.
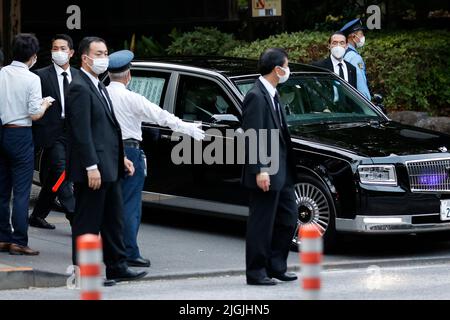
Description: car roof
xmin=132 ymin=56 xmax=327 ymax=78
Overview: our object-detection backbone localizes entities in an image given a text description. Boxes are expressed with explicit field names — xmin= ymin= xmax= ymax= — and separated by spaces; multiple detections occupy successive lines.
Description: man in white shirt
xmin=0 ymin=34 xmax=53 ymax=256
xmin=106 ymin=50 xmax=205 ymax=267
xmin=30 ymin=34 xmax=80 ymax=230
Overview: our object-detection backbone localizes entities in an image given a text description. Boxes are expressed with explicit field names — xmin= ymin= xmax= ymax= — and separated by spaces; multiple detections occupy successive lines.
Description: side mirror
xmin=209 ymin=114 xmax=241 ymax=128
xmin=372 ymin=93 xmax=387 ymax=115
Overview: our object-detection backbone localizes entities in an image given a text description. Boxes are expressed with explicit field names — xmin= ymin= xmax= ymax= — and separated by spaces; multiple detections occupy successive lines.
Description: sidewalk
xmin=3 ymin=208 xmax=450 ymax=290
xmin=2 ymin=185 xmax=450 ymax=290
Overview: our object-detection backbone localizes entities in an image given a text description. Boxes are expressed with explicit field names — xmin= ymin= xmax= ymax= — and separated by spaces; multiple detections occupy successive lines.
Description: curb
xmin=3 ymin=255 xmax=450 ymax=291
xmin=0 ymin=267 xmax=67 ymax=290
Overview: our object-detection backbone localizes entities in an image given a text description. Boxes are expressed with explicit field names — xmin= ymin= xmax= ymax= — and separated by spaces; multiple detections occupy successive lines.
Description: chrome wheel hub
xmin=292 ymin=182 xmax=331 ymax=245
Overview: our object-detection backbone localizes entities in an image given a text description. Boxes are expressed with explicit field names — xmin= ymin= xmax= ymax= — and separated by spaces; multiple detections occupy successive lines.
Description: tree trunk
xmin=1 ymin=0 xmax=21 ymax=63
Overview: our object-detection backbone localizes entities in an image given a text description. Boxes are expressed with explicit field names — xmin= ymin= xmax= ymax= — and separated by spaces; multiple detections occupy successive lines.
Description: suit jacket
xmin=241 ymin=79 xmax=296 ymax=191
xmin=65 ymin=71 xmax=125 ymax=183
xmin=33 ymin=65 xmax=81 ymax=148
xmin=312 ymin=57 xmax=357 ymax=89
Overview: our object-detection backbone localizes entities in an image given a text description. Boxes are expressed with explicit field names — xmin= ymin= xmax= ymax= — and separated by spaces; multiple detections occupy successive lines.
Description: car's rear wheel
xmin=291 ymin=174 xmax=338 ymax=253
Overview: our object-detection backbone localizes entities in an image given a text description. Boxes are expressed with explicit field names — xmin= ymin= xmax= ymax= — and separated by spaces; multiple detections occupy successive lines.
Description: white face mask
xmin=331 ymin=46 xmax=346 ymax=60
xmin=85 ymin=55 xmax=109 ymax=75
xmin=52 ymin=51 xmax=70 ymax=66
xmin=355 ymin=35 xmax=366 ymax=48
xmin=276 ymin=66 xmax=290 ymax=84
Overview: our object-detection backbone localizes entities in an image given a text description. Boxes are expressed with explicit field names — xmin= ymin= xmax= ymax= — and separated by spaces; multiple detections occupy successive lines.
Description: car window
xmin=175 ymin=75 xmax=239 ymax=123
xmin=128 ymin=70 xmax=171 ymax=107
xmin=236 ymin=75 xmax=381 ymax=125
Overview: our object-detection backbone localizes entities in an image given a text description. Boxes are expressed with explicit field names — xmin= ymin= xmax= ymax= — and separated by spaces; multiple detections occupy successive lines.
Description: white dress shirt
xmin=80 ymin=68 xmax=103 ymax=172
xmin=331 ymin=55 xmax=348 ymax=82
xmin=54 ymin=63 xmax=72 ymax=118
xmin=0 ymin=61 xmax=44 ymax=126
xmin=258 ymin=76 xmax=284 ymax=128
xmin=107 ymin=81 xmax=189 ymax=141
xmin=259 ymin=76 xmax=277 ymax=111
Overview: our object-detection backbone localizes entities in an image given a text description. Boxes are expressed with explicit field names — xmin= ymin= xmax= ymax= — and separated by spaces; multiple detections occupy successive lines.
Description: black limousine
xmin=35 ymin=57 xmax=450 ymax=250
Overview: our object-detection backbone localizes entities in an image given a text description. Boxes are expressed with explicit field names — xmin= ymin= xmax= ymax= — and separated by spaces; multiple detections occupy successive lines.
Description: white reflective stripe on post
xmin=80 ymin=277 xmax=103 ymax=292
xmin=78 ymin=250 xmax=103 ymax=265
xmin=300 ymin=238 xmax=323 ymax=253
xmin=301 ymin=265 xmax=322 ymax=278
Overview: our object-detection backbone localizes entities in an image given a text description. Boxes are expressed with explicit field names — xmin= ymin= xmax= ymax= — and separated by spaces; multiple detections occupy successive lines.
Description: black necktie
xmin=273 ymin=94 xmax=284 ymax=128
xmin=97 ymin=82 xmax=112 ymax=113
xmin=61 ymin=71 xmax=69 ymax=95
xmin=338 ymin=63 xmax=345 ymax=79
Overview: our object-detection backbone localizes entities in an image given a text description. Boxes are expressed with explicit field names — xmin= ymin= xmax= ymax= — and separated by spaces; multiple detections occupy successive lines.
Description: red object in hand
xmin=52 ymin=171 xmax=66 ymax=193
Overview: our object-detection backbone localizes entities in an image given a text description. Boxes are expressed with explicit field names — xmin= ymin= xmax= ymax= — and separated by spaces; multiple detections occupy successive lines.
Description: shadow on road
xmin=141 ymin=206 xmax=247 ymax=239
xmin=141 ymin=206 xmax=450 ymax=259
xmin=333 ymin=232 xmax=450 ymax=257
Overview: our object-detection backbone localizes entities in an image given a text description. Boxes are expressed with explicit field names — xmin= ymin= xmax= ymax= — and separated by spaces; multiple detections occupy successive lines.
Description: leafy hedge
xmin=224 ymin=30 xmax=450 ymax=116
xmin=166 ymin=27 xmax=241 ymax=56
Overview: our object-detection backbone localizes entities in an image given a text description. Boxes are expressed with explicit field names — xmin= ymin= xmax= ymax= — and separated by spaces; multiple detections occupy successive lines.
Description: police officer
xmin=340 ymin=18 xmax=371 ymax=100
xmin=106 ymin=50 xmax=205 ymax=267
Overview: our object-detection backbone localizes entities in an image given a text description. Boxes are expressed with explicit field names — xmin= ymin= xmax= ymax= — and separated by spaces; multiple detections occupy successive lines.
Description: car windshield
xmin=235 ymin=74 xmax=383 ymax=126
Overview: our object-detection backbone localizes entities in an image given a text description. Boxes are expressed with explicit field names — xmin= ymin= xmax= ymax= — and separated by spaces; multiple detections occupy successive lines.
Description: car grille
xmin=406 ymin=158 xmax=450 ymax=193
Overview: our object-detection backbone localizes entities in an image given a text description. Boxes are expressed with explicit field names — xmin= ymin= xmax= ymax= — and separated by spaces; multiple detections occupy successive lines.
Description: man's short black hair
xmin=78 ymin=36 xmax=106 ymax=57
xmin=52 ymin=34 xmax=74 ymax=50
xmin=258 ymin=48 xmax=288 ymax=76
xmin=328 ymin=31 xmax=347 ymax=44
xmin=12 ymin=33 xmax=40 ymax=63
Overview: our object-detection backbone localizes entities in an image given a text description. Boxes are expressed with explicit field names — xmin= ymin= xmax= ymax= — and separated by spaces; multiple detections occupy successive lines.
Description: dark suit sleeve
xmin=242 ymin=90 xmax=266 ymax=175
xmin=66 ymin=82 xmax=99 ymax=168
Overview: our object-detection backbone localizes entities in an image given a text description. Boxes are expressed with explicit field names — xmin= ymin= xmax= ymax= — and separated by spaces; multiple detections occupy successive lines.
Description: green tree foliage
xmin=166 ymin=27 xmax=241 ymax=56
xmin=226 ymin=30 xmax=450 ymax=115
xmin=124 ymin=35 xmax=166 ymax=58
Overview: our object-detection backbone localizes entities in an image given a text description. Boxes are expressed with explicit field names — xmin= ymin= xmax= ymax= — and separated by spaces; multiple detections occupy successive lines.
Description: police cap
xmin=340 ymin=18 xmax=366 ymax=37
xmin=108 ymin=50 xmax=134 ymax=73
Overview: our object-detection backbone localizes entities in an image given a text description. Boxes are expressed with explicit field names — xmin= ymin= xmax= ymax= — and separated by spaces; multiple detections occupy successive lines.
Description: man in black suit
xmin=65 ymin=36 xmax=147 ymax=283
xmin=312 ymin=31 xmax=357 ymax=89
xmin=30 ymin=34 xmax=78 ymax=229
xmin=242 ymin=48 xmax=298 ymax=286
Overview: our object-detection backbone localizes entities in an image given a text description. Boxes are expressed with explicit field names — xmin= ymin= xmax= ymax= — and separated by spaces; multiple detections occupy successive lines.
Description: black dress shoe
xmin=103 ymin=279 xmax=116 ymax=287
xmin=29 ymin=216 xmax=56 ymax=230
xmin=247 ymin=277 xmax=277 ymax=286
xmin=268 ymin=272 xmax=298 ymax=282
xmin=106 ymin=268 xmax=148 ymax=283
xmin=127 ymin=257 xmax=151 ymax=268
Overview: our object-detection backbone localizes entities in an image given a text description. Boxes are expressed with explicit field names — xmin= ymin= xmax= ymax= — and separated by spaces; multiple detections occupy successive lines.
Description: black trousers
xmin=71 ymin=181 xmax=127 ymax=272
xmin=32 ymin=138 xmax=75 ymax=219
xmin=246 ymin=183 xmax=298 ymax=281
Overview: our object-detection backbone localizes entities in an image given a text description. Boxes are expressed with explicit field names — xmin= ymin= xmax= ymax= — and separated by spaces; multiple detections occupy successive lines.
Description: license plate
xmin=441 ymin=200 xmax=450 ymax=221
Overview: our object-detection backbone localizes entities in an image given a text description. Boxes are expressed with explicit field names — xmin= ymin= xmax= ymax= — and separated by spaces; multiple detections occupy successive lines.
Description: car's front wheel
xmin=291 ymin=174 xmax=339 ymax=253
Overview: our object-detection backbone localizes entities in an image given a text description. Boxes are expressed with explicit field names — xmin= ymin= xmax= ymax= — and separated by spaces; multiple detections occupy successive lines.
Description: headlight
xmin=358 ymin=165 xmax=397 ymax=186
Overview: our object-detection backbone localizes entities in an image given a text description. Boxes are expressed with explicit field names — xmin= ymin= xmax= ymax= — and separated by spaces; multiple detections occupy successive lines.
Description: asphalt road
xmin=1 ymin=185 xmax=450 ymax=294
xmin=1 ymin=261 xmax=449 ymax=300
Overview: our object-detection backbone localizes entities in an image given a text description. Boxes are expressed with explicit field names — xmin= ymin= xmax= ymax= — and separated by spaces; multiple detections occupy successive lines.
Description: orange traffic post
xmin=77 ymin=234 xmax=103 ymax=300
xmin=299 ymin=225 xmax=323 ymax=300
